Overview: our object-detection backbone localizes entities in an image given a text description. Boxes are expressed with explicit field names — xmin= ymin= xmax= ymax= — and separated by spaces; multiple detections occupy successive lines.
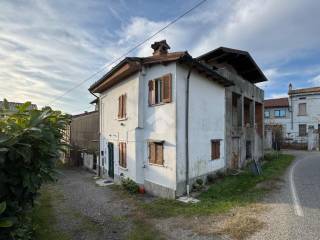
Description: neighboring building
xmin=0 ymin=101 xmax=37 ymax=117
xmin=65 ymin=110 xmax=100 ymax=172
xmin=264 ymin=84 xmax=320 ymax=145
xmin=89 ymin=40 xmax=266 ymax=198
xmin=264 ymin=97 xmax=291 ymax=138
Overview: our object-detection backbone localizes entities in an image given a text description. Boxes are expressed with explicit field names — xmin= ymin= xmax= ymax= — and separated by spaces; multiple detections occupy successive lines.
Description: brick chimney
xmin=151 ymin=40 xmax=170 ymax=56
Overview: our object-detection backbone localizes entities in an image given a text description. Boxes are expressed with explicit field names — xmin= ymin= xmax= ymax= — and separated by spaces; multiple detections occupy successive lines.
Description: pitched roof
xmin=264 ymin=98 xmax=289 ymax=108
xmin=289 ymin=86 xmax=320 ymax=95
xmin=197 ymin=47 xmax=268 ymax=83
xmin=89 ymin=51 xmax=234 ymax=93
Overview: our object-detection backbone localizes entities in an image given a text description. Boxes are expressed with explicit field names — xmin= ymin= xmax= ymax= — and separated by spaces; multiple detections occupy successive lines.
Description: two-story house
xmin=89 ymin=40 xmax=266 ymax=198
xmin=264 ymin=97 xmax=291 ymax=138
xmin=264 ymin=84 xmax=320 ymax=145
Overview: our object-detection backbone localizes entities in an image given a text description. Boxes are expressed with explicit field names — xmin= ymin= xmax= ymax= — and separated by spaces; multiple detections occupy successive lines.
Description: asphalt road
xmin=249 ymin=150 xmax=320 ymax=240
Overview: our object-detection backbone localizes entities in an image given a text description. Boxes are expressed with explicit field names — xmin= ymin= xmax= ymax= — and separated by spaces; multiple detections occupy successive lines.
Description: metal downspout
xmin=185 ymin=68 xmax=192 ymax=197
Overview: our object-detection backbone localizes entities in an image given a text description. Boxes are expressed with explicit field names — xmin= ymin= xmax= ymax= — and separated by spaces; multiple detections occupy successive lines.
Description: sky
xmin=1 ymin=0 xmax=320 ymax=114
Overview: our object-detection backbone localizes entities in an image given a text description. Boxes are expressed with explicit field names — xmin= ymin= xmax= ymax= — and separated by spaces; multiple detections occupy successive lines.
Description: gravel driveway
xmin=49 ymin=168 xmax=135 ymax=240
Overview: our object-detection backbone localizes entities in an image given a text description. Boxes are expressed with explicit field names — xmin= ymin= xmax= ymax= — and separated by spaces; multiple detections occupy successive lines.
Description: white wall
xmin=99 ymin=72 xmax=140 ymax=181
xmin=176 ymin=64 xmax=226 ymax=185
xmin=138 ymin=63 xmax=177 ymax=190
xmin=82 ymin=152 xmax=95 ymax=170
xmin=264 ymin=107 xmax=291 ymax=138
xmin=291 ymin=94 xmax=320 ymax=142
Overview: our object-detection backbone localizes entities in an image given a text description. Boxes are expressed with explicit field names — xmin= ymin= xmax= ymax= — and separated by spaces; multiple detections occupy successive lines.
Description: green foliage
xmin=0 ymin=202 xmax=13 ymax=228
xmin=141 ymin=154 xmax=294 ymax=218
xmin=0 ymin=99 xmax=70 ymax=239
xmin=121 ymin=178 xmax=139 ymax=194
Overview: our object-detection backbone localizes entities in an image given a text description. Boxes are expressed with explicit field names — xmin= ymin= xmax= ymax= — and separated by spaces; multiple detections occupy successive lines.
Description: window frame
xmin=211 ymin=139 xmax=221 ymax=160
xmin=148 ymin=141 xmax=164 ymax=166
xmin=298 ymin=103 xmax=307 ymax=116
xmin=298 ymin=124 xmax=307 ymax=137
xmin=274 ymin=109 xmax=286 ymax=118
xmin=264 ymin=110 xmax=270 ymax=118
xmin=148 ymin=73 xmax=172 ymax=106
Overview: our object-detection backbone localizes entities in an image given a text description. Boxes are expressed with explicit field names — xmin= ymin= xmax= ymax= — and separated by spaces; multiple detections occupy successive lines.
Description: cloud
xmin=1 ymin=0 xmax=320 ymax=114
xmin=310 ymin=74 xmax=320 ymax=86
xmin=268 ymin=93 xmax=288 ymax=99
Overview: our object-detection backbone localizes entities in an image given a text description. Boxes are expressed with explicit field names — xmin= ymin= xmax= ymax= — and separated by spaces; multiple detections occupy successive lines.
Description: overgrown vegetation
xmin=141 ymin=153 xmax=294 ymax=218
xmin=32 ymin=186 xmax=71 ymax=240
xmin=121 ymin=177 xmax=139 ymax=194
xmin=0 ymin=99 xmax=70 ymax=239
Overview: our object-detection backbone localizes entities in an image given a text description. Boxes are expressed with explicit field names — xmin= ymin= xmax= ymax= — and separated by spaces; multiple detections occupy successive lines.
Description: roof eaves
xmin=89 ymin=57 xmax=141 ymax=92
xmin=179 ymin=54 xmax=234 ymax=87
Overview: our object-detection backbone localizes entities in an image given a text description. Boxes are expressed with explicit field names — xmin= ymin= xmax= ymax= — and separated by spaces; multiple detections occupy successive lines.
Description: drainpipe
xmin=290 ymin=94 xmax=293 ymax=130
xmin=185 ymin=68 xmax=192 ymax=197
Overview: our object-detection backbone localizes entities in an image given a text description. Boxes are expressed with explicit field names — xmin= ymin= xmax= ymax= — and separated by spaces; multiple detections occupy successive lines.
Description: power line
xmin=46 ymin=0 xmax=208 ymax=106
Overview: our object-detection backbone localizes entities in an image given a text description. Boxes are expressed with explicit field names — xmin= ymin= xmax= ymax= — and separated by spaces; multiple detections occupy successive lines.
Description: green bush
xmin=121 ymin=178 xmax=139 ymax=194
xmin=0 ymin=99 xmax=70 ymax=239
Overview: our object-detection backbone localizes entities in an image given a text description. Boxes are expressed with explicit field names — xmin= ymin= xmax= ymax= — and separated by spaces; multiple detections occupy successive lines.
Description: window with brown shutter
xmin=148 ymin=73 xmax=172 ymax=106
xmin=211 ymin=140 xmax=220 ymax=160
xmin=118 ymin=94 xmax=127 ymax=119
xmin=298 ymin=103 xmax=306 ymax=116
xmin=148 ymin=141 xmax=164 ymax=165
xmin=119 ymin=142 xmax=127 ymax=168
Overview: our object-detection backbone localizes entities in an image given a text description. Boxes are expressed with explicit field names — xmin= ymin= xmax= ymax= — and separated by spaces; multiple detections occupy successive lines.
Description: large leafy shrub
xmin=0 ymin=100 xmax=70 ymax=239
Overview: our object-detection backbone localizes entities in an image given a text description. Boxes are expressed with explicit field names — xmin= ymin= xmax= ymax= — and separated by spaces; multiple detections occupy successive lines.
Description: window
xmin=119 ymin=142 xmax=127 ymax=168
xmin=264 ymin=111 xmax=270 ymax=118
xmin=211 ymin=140 xmax=220 ymax=160
xmin=274 ymin=109 xmax=286 ymax=117
xmin=148 ymin=141 xmax=164 ymax=165
xmin=299 ymin=124 xmax=307 ymax=136
xmin=298 ymin=103 xmax=306 ymax=116
xmin=118 ymin=94 xmax=127 ymax=119
xmin=148 ymin=73 xmax=172 ymax=106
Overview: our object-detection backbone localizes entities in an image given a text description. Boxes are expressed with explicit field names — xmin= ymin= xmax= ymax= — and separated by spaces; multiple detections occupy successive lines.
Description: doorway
xmin=231 ymin=137 xmax=240 ymax=169
xmin=108 ymin=142 xmax=114 ymax=178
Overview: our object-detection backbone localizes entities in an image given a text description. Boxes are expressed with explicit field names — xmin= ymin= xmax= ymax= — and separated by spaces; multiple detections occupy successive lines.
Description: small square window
xmin=148 ymin=141 xmax=164 ymax=165
xmin=211 ymin=140 xmax=220 ymax=160
xmin=264 ymin=111 xmax=270 ymax=118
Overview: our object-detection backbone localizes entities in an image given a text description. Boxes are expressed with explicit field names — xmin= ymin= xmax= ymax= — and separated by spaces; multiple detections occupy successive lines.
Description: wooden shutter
xmin=118 ymin=95 xmax=122 ymax=118
xmin=162 ymin=74 xmax=172 ymax=103
xmin=211 ymin=140 xmax=220 ymax=160
xmin=148 ymin=80 xmax=155 ymax=106
xmin=156 ymin=143 xmax=163 ymax=165
xmin=122 ymin=94 xmax=126 ymax=118
xmin=149 ymin=142 xmax=156 ymax=164
xmin=119 ymin=142 xmax=127 ymax=168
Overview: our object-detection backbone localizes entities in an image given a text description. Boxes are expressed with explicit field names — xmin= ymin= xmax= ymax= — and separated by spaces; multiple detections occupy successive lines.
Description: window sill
xmin=119 ymin=166 xmax=128 ymax=171
xmin=149 ymin=102 xmax=170 ymax=107
xmin=117 ymin=117 xmax=128 ymax=121
xmin=148 ymin=163 xmax=165 ymax=167
xmin=297 ymin=114 xmax=307 ymax=116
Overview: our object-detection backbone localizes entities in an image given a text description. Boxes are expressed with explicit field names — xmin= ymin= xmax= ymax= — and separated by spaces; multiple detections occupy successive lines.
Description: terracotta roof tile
xmin=264 ymin=98 xmax=289 ymax=108
xmin=289 ymin=87 xmax=320 ymax=95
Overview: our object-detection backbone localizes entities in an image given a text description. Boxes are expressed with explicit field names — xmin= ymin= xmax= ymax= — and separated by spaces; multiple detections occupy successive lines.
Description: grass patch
xmin=127 ymin=219 xmax=166 ymax=240
xmin=141 ymin=153 xmax=294 ymax=218
xmin=32 ymin=186 xmax=71 ymax=240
